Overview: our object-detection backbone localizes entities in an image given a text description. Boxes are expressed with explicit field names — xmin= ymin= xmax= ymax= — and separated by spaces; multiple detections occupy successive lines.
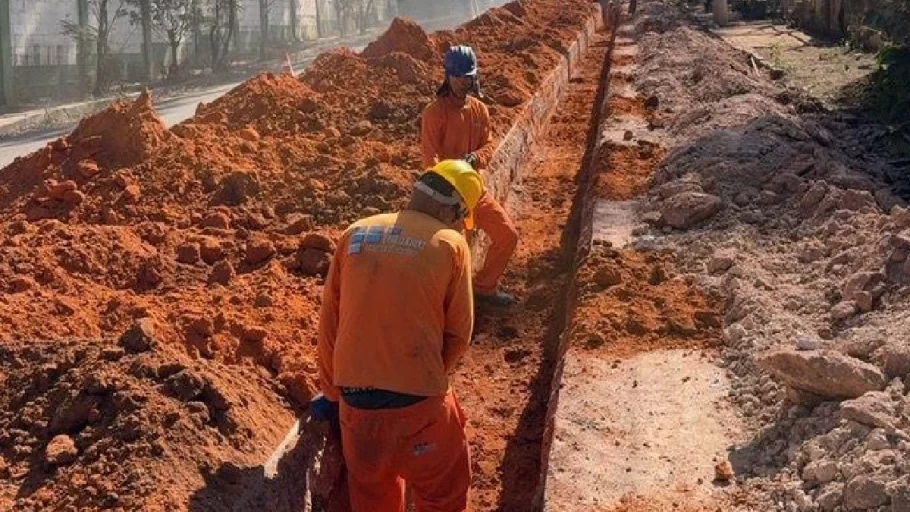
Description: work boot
xmin=475 ymin=290 xmax=516 ymax=308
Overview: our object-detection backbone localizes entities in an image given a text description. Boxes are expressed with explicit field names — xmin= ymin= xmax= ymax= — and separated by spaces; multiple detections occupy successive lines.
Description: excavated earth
xmin=0 ymin=1 xmax=601 ymax=510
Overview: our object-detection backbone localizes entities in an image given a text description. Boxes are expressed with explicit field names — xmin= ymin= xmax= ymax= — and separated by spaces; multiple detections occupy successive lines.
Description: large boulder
xmin=759 ymin=349 xmax=887 ymax=400
xmin=660 ymin=192 xmax=722 ymax=229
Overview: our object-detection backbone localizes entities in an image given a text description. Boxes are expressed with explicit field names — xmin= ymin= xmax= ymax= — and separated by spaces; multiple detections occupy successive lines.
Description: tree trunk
xmin=289 ymin=0 xmax=298 ymax=41
xmin=93 ymin=0 xmax=109 ymax=96
xmin=335 ymin=2 xmax=345 ymax=36
xmin=139 ymin=0 xmax=153 ymax=81
xmin=315 ymin=0 xmax=323 ymax=37
xmin=210 ymin=0 xmax=221 ymax=69
xmin=76 ymin=0 xmax=92 ymax=96
xmin=168 ymin=32 xmax=180 ymax=78
xmin=259 ymin=0 xmax=269 ymax=60
xmin=214 ymin=0 xmax=237 ymax=71
xmin=713 ymin=0 xmax=729 ymax=26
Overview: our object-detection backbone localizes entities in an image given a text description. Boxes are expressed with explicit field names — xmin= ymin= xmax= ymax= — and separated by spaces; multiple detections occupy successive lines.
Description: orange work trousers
xmin=472 ymin=193 xmax=519 ymax=295
xmin=340 ymin=392 xmax=471 ymax=512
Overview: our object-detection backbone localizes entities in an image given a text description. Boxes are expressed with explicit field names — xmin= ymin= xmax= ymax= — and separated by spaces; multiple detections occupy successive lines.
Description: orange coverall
xmin=421 ymin=94 xmax=519 ymax=296
xmin=318 ymin=211 xmax=474 ymax=512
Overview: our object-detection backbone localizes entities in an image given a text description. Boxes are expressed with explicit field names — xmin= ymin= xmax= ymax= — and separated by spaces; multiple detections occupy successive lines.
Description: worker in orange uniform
xmin=421 ymin=45 xmax=519 ymax=308
xmin=312 ymin=159 xmax=482 ymax=512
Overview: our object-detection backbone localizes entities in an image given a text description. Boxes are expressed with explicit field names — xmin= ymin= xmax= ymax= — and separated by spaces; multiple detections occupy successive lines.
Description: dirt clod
xmin=45 ymin=435 xmax=78 ymax=468
xmin=245 ymin=238 xmax=276 ymax=265
xmin=120 ymin=319 xmax=158 ymax=354
xmin=713 ymin=460 xmax=734 ymax=482
xmin=208 ymin=260 xmax=235 ymax=285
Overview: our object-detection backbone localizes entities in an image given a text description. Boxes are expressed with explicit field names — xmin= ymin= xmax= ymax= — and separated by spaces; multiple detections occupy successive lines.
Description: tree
xmin=259 ymin=0 xmax=283 ymax=60
xmin=139 ymin=0 xmax=154 ymax=80
xmin=333 ymin=0 xmax=377 ymax=36
xmin=713 ymin=0 xmax=730 ymax=25
xmin=63 ymin=0 xmax=131 ymax=96
xmin=128 ymin=0 xmax=194 ymax=79
xmin=289 ymin=0 xmax=298 ymax=41
xmin=206 ymin=0 xmax=239 ymax=71
xmin=332 ymin=0 xmax=360 ymax=36
xmin=190 ymin=0 xmax=206 ymax=65
xmin=152 ymin=0 xmax=195 ymax=77
xmin=355 ymin=0 xmax=376 ymax=34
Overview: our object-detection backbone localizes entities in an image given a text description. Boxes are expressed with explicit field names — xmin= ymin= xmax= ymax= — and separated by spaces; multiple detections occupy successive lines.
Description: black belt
xmin=341 ymin=387 xmax=428 ymax=410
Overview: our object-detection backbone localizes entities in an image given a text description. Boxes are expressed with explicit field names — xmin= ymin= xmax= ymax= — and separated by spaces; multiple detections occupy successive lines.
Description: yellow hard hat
xmin=429 ymin=159 xmax=484 ymax=229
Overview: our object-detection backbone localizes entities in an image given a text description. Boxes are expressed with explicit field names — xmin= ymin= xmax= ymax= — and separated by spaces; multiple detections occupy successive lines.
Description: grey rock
xmin=797 ymin=333 xmax=822 ymax=351
xmin=708 ymin=250 xmax=736 ymax=274
xmin=867 ymin=429 xmax=891 ymax=451
xmin=880 ymin=343 xmax=910 ymax=379
xmin=660 ymin=191 xmax=722 ymax=229
xmin=724 ymin=323 xmax=748 ymax=347
xmin=844 ymin=476 xmax=889 ymax=510
xmin=840 ymin=392 xmax=897 ymax=429
xmin=817 ymin=482 xmax=844 ymax=511
xmin=803 ymin=460 xmax=839 ymax=485
xmin=839 ymin=189 xmax=878 ymax=212
xmin=760 ymin=349 xmax=887 ymax=400
xmin=653 ymin=179 xmax=703 ymax=199
xmin=832 ymin=301 xmax=859 ymax=321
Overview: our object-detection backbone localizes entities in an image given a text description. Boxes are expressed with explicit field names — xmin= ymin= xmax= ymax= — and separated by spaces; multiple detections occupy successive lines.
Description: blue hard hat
xmin=444 ymin=45 xmax=478 ymax=77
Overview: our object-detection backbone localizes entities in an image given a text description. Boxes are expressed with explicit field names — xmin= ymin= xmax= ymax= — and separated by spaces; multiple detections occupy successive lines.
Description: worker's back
xmin=328 ymin=211 xmax=473 ymax=397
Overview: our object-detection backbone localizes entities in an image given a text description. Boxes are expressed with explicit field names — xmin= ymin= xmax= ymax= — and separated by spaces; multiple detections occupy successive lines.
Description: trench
xmin=253 ymin=7 xmax=627 ymax=511
xmin=454 ymin=9 xmax=621 ymax=512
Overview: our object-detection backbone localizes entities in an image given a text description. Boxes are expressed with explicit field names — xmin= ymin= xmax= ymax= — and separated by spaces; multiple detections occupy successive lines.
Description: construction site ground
xmin=711 ymin=19 xmax=878 ymax=105
xmin=1 ymin=0 xmax=910 ymax=511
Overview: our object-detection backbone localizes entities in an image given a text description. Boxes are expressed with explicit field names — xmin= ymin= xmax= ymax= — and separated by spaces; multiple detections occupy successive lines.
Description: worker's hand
xmin=463 ymin=153 xmax=478 ymax=168
xmin=309 ymin=393 xmax=339 ymax=423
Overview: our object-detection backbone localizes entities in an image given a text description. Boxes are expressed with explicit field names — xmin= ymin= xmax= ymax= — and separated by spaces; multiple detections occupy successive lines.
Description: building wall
xmin=9 ymin=0 xmax=79 ymax=66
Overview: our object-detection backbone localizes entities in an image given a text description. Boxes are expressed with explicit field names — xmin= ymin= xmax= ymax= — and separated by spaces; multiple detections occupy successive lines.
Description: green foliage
xmin=864 ymin=0 xmax=910 ymax=45
xmin=868 ymin=46 xmax=910 ymax=124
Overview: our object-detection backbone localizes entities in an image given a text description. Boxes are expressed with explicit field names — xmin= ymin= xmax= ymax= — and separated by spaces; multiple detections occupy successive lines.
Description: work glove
xmin=309 ymin=393 xmax=339 ymax=424
xmin=463 ymin=153 xmax=478 ymax=168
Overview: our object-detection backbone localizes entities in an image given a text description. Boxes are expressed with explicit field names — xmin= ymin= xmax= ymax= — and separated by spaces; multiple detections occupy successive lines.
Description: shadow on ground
xmin=187 ymin=419 xmax=347 ymax=512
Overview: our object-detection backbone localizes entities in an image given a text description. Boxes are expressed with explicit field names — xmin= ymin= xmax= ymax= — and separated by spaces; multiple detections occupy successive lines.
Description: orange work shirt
xmin=317 ymin=211 xmax=474 ymax=401
xmin=421 ymin=94 xmax=495 ymax=170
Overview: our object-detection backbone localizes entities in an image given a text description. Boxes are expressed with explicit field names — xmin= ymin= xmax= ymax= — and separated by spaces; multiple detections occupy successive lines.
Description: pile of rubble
xmin=630 ymin=2 xmax=910 ymax=510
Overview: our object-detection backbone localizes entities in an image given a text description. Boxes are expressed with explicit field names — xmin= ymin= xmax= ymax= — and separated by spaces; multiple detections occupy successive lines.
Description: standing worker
xmin=312 ymin=160 xmax=482 ymax=512
xmin=421 ymin=45 xmax=519 ymax=308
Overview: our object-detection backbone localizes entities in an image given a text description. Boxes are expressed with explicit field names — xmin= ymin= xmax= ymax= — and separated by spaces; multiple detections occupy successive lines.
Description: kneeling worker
xmin=313 ymin=160 xmax=481 ymax=512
